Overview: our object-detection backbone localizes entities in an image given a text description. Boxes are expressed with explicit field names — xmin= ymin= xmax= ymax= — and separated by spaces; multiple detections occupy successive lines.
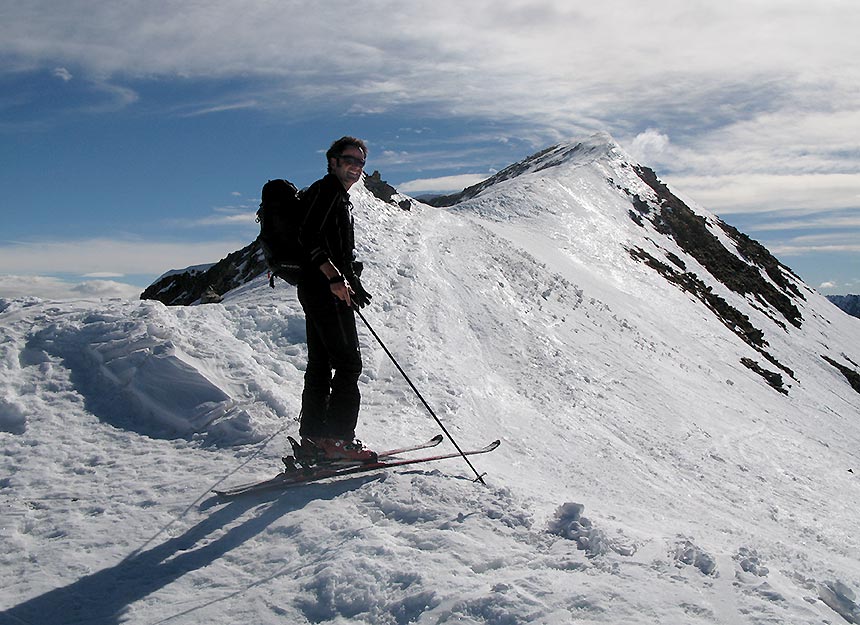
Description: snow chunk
xmin=28 ymin=304 xmax=242 ymax=443
xmin=0 ymin=394 xmax=27 ymax=434
xmin=673 ymin=538 xmax=718 ymax=576
xmin=820 ymin=581 xmax=860 ymax=624
xmin=735 ymin=546 xmax=769 ymax=577
xmin=548 ymin=502 xmax=635 ymax=557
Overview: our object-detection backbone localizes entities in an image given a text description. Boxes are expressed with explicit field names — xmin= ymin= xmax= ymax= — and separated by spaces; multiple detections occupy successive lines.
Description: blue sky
xmin=1 ymin=1 xmax=858 ymax=299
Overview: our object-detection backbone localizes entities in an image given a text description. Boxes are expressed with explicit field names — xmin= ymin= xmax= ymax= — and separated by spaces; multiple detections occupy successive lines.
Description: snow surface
xmin=2 ymin=135 xmax=860 ymax=624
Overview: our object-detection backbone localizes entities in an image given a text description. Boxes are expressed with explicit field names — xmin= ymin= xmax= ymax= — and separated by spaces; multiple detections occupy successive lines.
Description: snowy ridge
xmin=2 ymin=134 xmax=860 ymax=625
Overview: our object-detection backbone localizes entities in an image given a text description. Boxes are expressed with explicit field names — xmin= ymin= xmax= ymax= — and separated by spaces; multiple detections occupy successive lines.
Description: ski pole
xmin=354 ymin=308 xmax=487 ymax=484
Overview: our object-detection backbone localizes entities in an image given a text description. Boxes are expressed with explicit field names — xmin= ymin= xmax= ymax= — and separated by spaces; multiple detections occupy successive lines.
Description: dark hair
xmin=326 ymin=136 xmax=368 ymax=172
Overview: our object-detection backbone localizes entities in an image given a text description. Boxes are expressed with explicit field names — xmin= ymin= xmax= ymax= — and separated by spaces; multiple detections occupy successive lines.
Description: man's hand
xmin=320 ymin=261 xmax=353 ymax=306
xmin=329 ymin=276 xmax=352 ymax=307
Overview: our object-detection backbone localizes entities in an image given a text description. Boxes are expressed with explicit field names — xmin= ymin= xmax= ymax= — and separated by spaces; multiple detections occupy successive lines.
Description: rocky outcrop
xmin=140 ymin=241 xmax=264 ymax=306
xmin=364 ymin=170 xmax=412 ymax=210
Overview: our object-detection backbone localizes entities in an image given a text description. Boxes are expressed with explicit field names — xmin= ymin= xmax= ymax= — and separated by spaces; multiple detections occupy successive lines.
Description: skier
xmin=295 ymin=136 xmax=376 ymax=462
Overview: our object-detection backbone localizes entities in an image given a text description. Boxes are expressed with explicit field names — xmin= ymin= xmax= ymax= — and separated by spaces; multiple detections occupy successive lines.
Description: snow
xmin=2 ymin=135 xmax=860 ymax=624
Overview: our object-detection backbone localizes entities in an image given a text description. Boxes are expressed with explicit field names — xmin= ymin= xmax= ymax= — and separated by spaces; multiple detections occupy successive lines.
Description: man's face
xmin=331 ymin=146 xmax=365 ymax=190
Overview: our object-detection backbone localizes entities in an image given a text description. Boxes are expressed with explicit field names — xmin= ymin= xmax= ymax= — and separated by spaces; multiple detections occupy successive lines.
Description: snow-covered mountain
xmin=2 ymin=133 xmax=859 ymax=625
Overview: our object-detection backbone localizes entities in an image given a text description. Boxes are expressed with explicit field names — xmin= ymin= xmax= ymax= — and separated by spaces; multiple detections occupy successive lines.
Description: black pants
xmin=297 ymin=281 xmax=362 ymax=440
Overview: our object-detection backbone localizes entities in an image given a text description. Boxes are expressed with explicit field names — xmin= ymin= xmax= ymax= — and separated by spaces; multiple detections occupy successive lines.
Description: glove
xmin=348 ymin=275 xmax=373 ymax=308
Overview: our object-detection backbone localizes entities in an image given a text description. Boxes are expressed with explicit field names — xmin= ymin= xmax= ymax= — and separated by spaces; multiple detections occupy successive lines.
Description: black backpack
xmin=256 ymin=179 xmax=306 ymax=287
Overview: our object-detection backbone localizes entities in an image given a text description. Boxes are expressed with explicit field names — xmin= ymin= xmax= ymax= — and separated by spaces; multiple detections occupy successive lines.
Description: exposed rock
xmin=364 ymin=170 xmax=412 ymax=210
xmin=821 ymin=355 xmax=860 ymax=395
xmin=630 ymin=165 xmax=803 ymax=329
xmin=741 ymin=357 xmax=788 ymax=395
xmin=141 ymin=240 xmax=265 ymax=306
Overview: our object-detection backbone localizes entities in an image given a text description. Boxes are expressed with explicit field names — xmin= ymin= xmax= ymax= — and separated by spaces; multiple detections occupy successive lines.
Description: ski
xmin=281 ymin=433 xmax=445 ymax=472
xmin=376 ymin=433 xmax=445 ymax=459
xmin=215 ymin=439 xmax=500 ymax=498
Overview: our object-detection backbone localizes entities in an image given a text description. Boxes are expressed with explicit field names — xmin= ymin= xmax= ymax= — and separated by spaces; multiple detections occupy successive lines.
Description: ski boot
xmin=283 ymin=436 xmax=326 ymax=472
xmin=305 ymin=437 xmax=378 ymax=464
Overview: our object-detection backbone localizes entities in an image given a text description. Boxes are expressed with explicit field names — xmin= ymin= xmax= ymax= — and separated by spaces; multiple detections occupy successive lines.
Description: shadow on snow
xmin=1 ymin=477 xmax=375 ymax=625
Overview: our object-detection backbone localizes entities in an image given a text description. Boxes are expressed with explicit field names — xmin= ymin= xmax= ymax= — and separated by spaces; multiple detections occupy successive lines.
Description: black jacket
xmin=298 ymin=173 xmax=356 ymax=281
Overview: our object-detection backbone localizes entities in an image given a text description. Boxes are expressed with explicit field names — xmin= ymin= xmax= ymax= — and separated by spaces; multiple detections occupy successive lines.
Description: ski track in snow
xmin=2 ymin=137 xmax=860 ymax=624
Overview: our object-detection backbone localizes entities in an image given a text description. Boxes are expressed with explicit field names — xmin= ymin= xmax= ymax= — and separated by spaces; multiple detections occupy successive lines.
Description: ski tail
xmin=378 ymin=434 xmax=445 ymax=459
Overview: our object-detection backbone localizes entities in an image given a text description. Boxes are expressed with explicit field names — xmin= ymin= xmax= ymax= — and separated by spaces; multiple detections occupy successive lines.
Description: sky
xmin=1 ymin=0 xmax=859 ymax=300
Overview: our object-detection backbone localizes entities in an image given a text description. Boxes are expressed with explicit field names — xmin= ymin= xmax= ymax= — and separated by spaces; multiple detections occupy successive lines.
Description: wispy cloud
xmin=52 ymin=67 xmax=72 ymax=82
xmin=663 ymin=173 xmax=860 ymax=214
xmin=165 ymin=205 xmax=258 ymax=228
xmin=188 ymin=212 xmax=258 ymax=227
xmin=0 ymin=238 xmax=248 ymax=276
xmin=745 ymin=212 xmax=860 ymax=233
xmin=770 ymin=232 xmax=860 ymax=256
xmin=182 ymin=100 xmax=259 ymax=117
xmin=4 ymin=2 xmax=857 ymax=129
xmin=4 ymin=3 xmax=857 ymax=183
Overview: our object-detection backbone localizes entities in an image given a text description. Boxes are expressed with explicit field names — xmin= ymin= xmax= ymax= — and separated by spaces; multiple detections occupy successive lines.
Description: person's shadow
xmin=0 ymin=477 xmax=373 ymax=625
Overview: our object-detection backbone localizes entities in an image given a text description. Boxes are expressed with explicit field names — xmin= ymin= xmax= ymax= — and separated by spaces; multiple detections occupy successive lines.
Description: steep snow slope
xmin=2 ymin=134 xmax=859 ymax=625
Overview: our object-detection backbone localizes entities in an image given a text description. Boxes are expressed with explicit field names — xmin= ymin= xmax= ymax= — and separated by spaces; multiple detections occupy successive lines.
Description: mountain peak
xmin=426 ymin=132 xmax=628 ymax=207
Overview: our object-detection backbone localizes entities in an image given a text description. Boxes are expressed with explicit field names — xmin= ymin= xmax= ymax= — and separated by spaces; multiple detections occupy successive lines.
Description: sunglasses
xmin=338 ymin=155 xmax=366 ymax=168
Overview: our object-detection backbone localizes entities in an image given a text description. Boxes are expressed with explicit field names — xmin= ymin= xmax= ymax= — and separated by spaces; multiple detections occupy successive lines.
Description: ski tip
xmin=431 ymin=434 xmax=445 ymax=444
xmin=487 ymin=439 xmax=501 ymax=451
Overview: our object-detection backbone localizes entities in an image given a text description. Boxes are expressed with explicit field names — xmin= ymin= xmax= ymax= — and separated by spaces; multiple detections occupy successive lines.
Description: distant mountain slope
xmin=140 ymin=241 xmax=263 ymax=305
xmin=828 ymin=294 xmax=860 ymax=318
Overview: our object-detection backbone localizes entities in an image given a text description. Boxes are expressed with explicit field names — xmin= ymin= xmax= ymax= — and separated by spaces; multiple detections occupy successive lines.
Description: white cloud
xmin=664 ymin=173 xmax=860 ymax=214
xmin=6 ymin=1 xmax=850 ymax=204
xmin=626 ymin=129 xmax=671 ymax=169
xmin=3 ymin=2 xmax=858 ymax=125
xmin=70 ymin=279 xmax=142 ymax=299
xmin=52 ymin=67 xmax=72 ymax=81
xmin=744 ymin=213 xmax=860 ymax=233
xmin=182 ymin=100 xmax=259 ymax=117
xmin=0 ymin=238 xmax=247 ymax=276
xmin=189 ymin=212 xmax=257 ymax=227
xmin=770 ymin=231 xmax=860 ymax=255
xmin=398 ymin=173 xmax=490 ymax=194
xmin=0 ymin=275 xmax=141 ymax=300
xmin=3 ymin=3 xmax=858 ymax=177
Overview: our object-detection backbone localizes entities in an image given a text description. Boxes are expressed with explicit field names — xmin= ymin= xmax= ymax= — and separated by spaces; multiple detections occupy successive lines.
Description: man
xmin=295 ymin=136 xmax=376 ymax=462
